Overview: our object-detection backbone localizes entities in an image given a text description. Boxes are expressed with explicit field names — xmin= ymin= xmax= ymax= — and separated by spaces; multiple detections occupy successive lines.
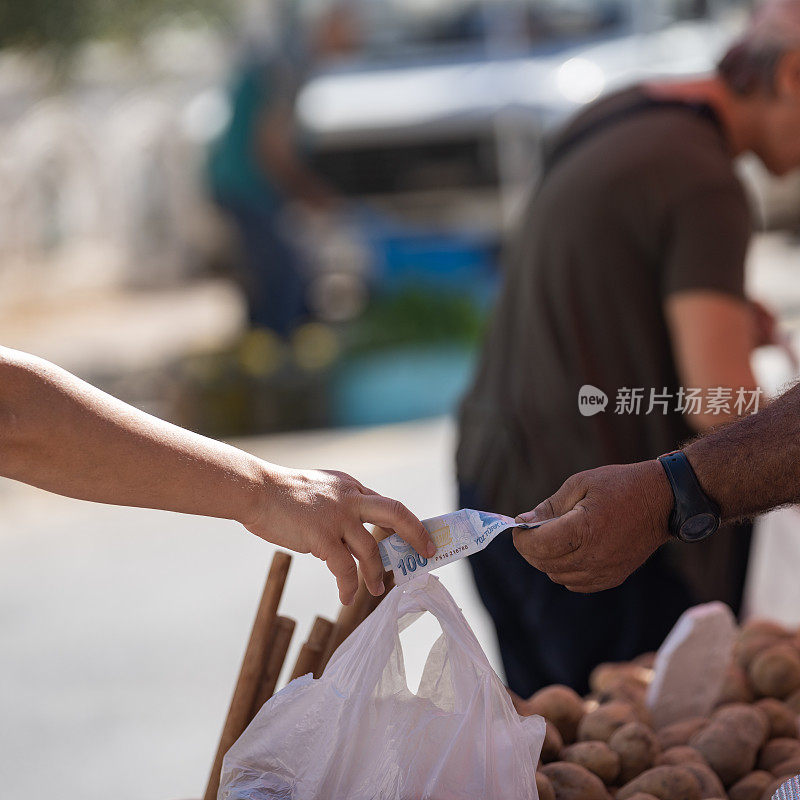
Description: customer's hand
xmin=512 ymin=461 xmax=673 ymax=593
xmin=243 ymin=466 xmax=435 ymax=605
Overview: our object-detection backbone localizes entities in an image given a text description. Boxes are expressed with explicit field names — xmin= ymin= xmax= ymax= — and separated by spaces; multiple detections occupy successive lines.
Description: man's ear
xmin=775 ymin=50 xmax=800 ymax=101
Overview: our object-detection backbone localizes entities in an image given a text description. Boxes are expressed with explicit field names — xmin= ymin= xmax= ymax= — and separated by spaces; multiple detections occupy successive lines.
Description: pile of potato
xmin=513 ymin=619 xmax=800 ymax=800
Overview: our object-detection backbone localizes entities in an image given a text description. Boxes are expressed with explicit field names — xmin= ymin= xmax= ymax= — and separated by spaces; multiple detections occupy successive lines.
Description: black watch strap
xmin=657 ymin=450 xmax=720 ymax=543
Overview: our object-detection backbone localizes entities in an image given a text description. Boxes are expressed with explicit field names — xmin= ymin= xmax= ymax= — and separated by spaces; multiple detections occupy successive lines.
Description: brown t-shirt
xmin=457 ymin=86 xmax=751 ymax=516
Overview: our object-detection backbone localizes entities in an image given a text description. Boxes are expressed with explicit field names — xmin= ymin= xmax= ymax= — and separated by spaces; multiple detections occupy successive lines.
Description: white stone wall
xmin=0 ymin=37 xmax=232 ymax=310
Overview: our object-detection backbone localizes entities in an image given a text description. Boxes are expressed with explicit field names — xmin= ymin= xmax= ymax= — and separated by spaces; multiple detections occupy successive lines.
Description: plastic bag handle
xmin=395 ymin=577 xmax=494 ymax=669
xmin=324 ymin=575 xmax=494 ymax=694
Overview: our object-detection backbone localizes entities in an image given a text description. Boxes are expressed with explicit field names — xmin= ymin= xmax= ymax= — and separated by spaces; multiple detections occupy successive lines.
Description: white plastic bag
xmin=219 ymin=573 xmax=544 ymax=800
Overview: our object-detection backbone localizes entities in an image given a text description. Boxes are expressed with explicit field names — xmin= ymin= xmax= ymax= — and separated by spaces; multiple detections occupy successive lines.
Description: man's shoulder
xmin=546 ymin=85 xmax=737 ymax=189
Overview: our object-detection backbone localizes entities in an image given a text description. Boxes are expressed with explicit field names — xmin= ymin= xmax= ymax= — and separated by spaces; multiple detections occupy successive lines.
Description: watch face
xmin=679 ymin=513 xmax=718 ymax=543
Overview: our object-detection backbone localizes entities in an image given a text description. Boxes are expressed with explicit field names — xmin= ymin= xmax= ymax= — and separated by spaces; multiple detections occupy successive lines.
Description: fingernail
xmin=426 ymin=541 xmax=437 ymax=558
xmin=378 ymin=580 xmax=386 ymax=595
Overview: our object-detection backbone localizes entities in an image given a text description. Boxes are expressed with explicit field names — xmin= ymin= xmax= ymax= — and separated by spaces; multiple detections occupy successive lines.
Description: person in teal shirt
xmin=209 ymin=7 xmax=359 ymax=335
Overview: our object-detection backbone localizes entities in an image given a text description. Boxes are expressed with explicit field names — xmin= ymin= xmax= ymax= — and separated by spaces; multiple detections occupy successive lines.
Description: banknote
xmin=378 ymin=508 xmax=549 ymax=584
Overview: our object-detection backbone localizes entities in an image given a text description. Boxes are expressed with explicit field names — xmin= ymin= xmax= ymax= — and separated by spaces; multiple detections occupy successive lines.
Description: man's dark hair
xmin=717 ymin=40 xmax=784 ymax=95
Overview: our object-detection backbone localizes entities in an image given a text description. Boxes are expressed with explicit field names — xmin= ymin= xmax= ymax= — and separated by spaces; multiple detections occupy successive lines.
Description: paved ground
xmin=3 ymin=231 xmax=800 ymax=799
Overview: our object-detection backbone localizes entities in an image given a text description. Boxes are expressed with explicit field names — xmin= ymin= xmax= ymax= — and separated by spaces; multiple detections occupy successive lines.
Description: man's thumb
xmin=515 ymin=497 xmax=555 ymax=524
xmin=516 ymin=475 xmax=583 ymax=524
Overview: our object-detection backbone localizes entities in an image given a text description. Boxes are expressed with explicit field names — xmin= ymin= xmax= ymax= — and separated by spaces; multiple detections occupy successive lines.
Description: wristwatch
xmin=657 ymin=450 xmax=720 ymax=543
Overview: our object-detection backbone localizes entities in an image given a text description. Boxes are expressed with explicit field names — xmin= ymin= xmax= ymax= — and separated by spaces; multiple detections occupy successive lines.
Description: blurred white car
xmin=297 ymin=0 xmax=799 ymax=235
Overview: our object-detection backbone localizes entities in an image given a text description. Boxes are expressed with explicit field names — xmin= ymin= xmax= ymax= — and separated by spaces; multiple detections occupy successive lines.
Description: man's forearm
xmin=0 ymin=348 xmax=265 ymax=524
xmin=685 ymin=381 xmax=800 ymax=521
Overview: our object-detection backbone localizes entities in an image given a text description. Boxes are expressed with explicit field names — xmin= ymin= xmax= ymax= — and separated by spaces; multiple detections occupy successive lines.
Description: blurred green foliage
xmin=0 ymin=0 xmax=230 ymax=53
xmin=347 ymin=288 xmax=487 ymax=356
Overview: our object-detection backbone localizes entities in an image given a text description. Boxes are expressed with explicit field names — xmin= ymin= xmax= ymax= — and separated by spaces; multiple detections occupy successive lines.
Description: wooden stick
xmin=289 ymin=616 xmax=335 ymax=681
xmin=202 ymin=551 xmax=291 ymax=800
xmin=251 ymin=615 xmax=296 ymax=712
xmin=319 ymin=573 xmax=375 ymax=673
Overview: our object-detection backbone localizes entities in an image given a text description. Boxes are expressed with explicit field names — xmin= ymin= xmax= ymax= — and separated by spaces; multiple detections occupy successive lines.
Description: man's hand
xmin=512 ymin=461 xmax=673 ymax=593
xmin=244 ymin=466 xmax=436 ymax=606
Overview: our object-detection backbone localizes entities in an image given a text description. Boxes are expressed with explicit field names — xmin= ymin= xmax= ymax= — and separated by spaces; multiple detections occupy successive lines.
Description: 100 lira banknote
xmin=378 ymin=508 xmax=547 ymax=585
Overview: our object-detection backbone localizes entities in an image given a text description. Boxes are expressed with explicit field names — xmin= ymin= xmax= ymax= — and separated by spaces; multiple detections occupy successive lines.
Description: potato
xmin=589 ymin=663 xmax=653 ymax=695
xmin=616 ymin=765 xmax=701 ymax=800
xmin=622 ymin=795 xmax=659 ymax=800
xmin=754 ymin=697 xmax=799 ymax=739
xmin=735 ymin=634 xmax=784 ymax=671
xmin=749 ymin=643 xmax=800 ymax=699
xmin=609 ymin=722 xmax=660 ymax=784
xmin=681 ymin=762 xmax=725 ymax=798
xmin=507 ymin=686 xmax=526 ymax=714
xmin=757 ymin=737 xmax=800 ymax=773
xmin=770 ymin=756 xmax=800 ymax=777
xmin=715 ymin=664 xmax=754 ymax=706
xmin=540 ymin=761 xmax=611 ymax=800
xmin=712 ymin=703 xmax=769 ymax=748
xmin=728 ymin=770 xmax=775 ymax=800
xmin=689 ymin=722 xmax=758 ymax=785
xmin=590 ymin=664 xmax=652 ymax=707
xmin=785 ymin=687 xmax=800 ymax=714
xmin=542 ymin=720 xmax=565 ymax=763
xmin=655 ymin=746 xmax=707 ymax=767
xmin=596 ymin=682 xmax=650 ymax=711
xmin=632 ymin=652 xmax=657 ymax=669
xmin=525 ymin=685 xmax=585 ymax=744
xmin=578 ymin=701 xmax=639 ymax=743
xmin=759 ymin=775 xmax=796 ymax=800
xmin=741 ymin=619 xmax=790 ymax=639
xmin=561 ymin=741 xmax=620 ymax=785
xmin=536 ymin=771 xmax=556 ymax=800
xmin=590 ymin=663 xmax=638 ymax=694
xmin=656 ymin=718 xmax=708 ymax=750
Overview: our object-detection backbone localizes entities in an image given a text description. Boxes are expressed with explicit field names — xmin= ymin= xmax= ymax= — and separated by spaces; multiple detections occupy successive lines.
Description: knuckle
xmin=309 ymin=531 xmax=330 ymax=560
xmin=363 ymin=535 xmax=380 ymax=559
xmin=576 ymin=506 xmax=592 ymax=542
xmin=386 ymin=497 xmax=407 ymax=518
xmin=535 ymin=497 xmax=555 ymax=519
xmin=336 ymin=559 xmax=357 ymax=580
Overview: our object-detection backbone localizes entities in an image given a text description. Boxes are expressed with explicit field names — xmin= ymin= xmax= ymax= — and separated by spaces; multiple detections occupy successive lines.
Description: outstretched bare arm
xmin=0 ymin=347 xmax=434 ymax=604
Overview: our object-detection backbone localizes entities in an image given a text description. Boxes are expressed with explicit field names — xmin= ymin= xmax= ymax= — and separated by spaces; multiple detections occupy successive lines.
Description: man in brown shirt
xmin=457 ymin=1 xmax=800 ymax=695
